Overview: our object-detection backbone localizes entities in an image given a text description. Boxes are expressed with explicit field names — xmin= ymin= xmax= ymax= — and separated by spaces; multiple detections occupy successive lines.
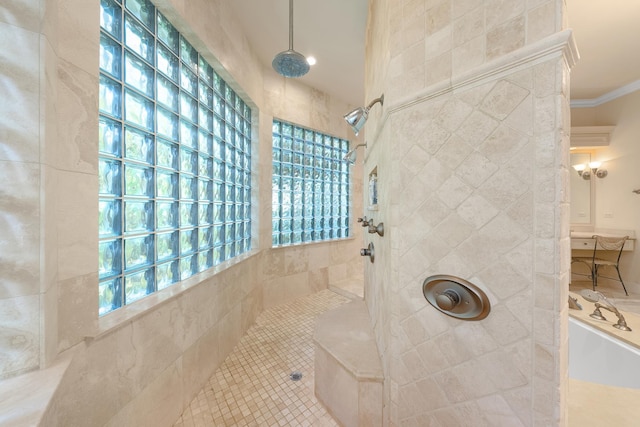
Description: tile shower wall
xmin=1 ymin=0 xmax=363 ymax=425
xmin=363 ymin=0 xmax=572 ymax=425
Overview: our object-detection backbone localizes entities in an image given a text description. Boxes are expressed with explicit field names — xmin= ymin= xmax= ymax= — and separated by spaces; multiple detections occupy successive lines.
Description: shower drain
xmin=289 ymin=371 xmax=303 ymax=381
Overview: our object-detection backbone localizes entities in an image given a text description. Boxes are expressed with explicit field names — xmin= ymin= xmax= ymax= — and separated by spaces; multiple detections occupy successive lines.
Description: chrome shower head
xmin=272 ymin=49 xmax=309 ymax=78
xmin=343 ymin=143 xmax=366 ymax=165
xmin=272 ymin=0 xmax=309 ymax=78
xmin=343 ymin=95 xmax=384 ymax=136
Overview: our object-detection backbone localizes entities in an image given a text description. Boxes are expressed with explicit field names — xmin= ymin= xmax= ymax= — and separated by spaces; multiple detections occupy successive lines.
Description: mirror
xmin=570 ymin=152 xmax=593 ymax=224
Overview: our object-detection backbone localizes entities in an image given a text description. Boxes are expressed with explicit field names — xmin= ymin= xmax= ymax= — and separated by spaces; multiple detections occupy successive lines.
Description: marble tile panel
xmin=57 ymin=273 xmax=98 ymax=352
xmin=456 ymin=193 xmax=499 ymax=229
xmin=308 ymin=267 xmax=329 ymax=293
xmin=58 ymin=0 xmax=99 ymax=76
xmin=328 ymin=262 xmax=347 ymax=285
xmin=436 ymin=175 xmax=473 ymax=210
xmin=284 ymin=245 xmax=309 ymax=275
xmin=481 ymin=80 xmax=530 ymax=121
xmin=435 ymin=134 xmax=473 ymax=170
xmin=527 ymin=1 xmax=557 ymax=43
xmin=413 ymin=377 xmax=449 ymax=412
xmin=0 ymin=294 xmax=40 ymax=379
xmin=262 ymin=247 xmax=285 ymax=280
xmin=477 ymin=394 xmax=527 ymax=427
xmin=41 ymin=34 xmax=59 ymax=168
xmin=0 ymin=161 xmax=40 ymax=300
xmin=487 ymin=16 xmax=526 ymax=60
xmin=480 ymin=169 xmax=528 ymax=209
xmin=453 ymin=6 xmax=484 ymax=48
xmin=481 ymin=124 xmax=528 ymax=164
xmin=41 ymin=276 xmax=59 ymax=367
xmin=456 ymin=109 xmax=501 ymax=148
xmin=401 ymin=7 xmax=426 ymax=50
xmin=425 ymin=1 xmax=451 ymax=36
xmin=180 ymin=324 xmax=221 ymax=408
xmin=436 ymin=251 xmax=474 ymax=279
xmin=56 ymin=60 xmax=98 ymax=173
xmin=0 ymin=22 xmax=40 ymax=163
xmin=262 ymin=271 xmax=310 ymax=309
xmin=409 ymin=233 xmax=450 ymax=272
xmin=452 ymin=35 xmax=485 ymax=76
xmin=400 ymin=144 xmax=431 ymax=176
xmin=452 ymin=0 xmax=479 ymax=19
xmin=478 ymin=260 xmax=529 ymax=300
xmin=359 ymin=380 xmax=383 ymax=426
xmin=216 ymin=302 xmax=242 ymax=360
xmin=483 ymin=303 xmax=530 ymax=346
xmin=55 ymin=331 xmax=127 ymax=426
xmin=56 ymin=170 xmax=98 ymax=280
xmin=435 ymin=98 xmax=474 ymax=134
xmin=0 ymin=0 xmax=41 ymax=31
xmin=105 ymin=360 xmax=184 ymax=427
xmin=403 ymin=39 xmax=426 ymax=74
xmin=414 ymin=339 xmax=449 ymax=376
xmin=425 ymin=51 xmax=453 ymax=87
xmin=485 ymin=0 xmax=525 ymax=31
xmin=115 ymin=300 xmax=185 ymax=395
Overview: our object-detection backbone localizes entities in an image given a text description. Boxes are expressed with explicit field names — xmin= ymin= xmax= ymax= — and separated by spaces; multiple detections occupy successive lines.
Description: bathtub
xmin=569 ymin=317 xmax=640 ymax=389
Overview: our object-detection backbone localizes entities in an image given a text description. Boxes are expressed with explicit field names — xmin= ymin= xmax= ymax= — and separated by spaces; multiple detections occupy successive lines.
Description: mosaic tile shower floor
xmin=174 ymin=290 xmax=351 ymax=427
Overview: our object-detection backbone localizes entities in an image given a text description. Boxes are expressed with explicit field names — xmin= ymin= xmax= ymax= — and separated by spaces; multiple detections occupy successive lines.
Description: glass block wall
xmin=272 ymin=120 xmax=350 ymax=246
xmin=98 ymin=0 xmax=252 ymax=315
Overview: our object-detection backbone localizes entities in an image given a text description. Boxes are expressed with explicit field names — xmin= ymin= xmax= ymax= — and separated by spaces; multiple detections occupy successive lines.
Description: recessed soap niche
xmin=368 ymin=167 xmax=378 ymax=211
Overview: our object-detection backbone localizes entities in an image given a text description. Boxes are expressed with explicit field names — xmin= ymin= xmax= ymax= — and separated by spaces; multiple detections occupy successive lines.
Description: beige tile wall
xmin=1 ymin=0 xmax=364 ymax=425
xmin=363 ymin=0 xmax=573 ymax=425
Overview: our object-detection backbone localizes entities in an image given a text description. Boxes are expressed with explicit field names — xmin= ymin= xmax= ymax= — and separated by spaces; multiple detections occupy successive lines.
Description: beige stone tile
xmin=176 ymin=290 xmax=348 ymax=426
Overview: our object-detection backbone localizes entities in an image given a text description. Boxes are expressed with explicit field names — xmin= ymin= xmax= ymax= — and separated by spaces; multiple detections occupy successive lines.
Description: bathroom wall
xmin=571 ymin=90 xmax=640 ymax=295
xmin=362 ymin=0 xmax=572 ymax=425
xmin=1 ymin=0 xmax=363 ymax=424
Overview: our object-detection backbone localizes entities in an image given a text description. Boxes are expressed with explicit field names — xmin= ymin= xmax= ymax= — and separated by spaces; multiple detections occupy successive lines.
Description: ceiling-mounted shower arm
xmin=288 ymin=0 xmax=294 ymax=50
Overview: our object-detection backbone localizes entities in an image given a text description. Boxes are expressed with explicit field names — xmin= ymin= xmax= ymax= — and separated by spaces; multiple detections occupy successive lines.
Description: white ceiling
xmin=229 ymin=1 xmax=640 ymax=105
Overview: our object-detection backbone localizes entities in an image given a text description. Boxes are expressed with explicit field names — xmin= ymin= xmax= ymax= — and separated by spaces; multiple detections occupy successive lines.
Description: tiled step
xmin=328 ymin=277 xmax=364 ymax=300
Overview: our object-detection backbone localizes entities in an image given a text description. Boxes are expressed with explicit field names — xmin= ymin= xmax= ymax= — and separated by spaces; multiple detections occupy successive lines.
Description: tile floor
xmin=174 ymin=289 xmax=351 ymax=427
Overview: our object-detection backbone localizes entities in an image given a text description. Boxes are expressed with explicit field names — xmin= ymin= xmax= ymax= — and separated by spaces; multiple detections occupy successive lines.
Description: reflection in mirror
xmin=570 ymin=152 xmax=592 ymax=224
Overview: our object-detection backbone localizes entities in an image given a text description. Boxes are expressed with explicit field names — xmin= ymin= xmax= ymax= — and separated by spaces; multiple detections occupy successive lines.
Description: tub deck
xmin=568 ymin=291 xmax=640 ymax=426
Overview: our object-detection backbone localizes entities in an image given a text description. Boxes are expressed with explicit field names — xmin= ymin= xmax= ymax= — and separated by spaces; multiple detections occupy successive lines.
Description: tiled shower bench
xmin=313 ymin=299 xmax=383 ymax=427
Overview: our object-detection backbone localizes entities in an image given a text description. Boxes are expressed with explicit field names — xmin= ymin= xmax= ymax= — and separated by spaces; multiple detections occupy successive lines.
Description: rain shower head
xmin=343 ymin=143 xmax=367 ymax=165
xmin=272 ymin=0 xmax=309 ymax=78
xmin=344 ymin=95 xmax=384 ymax=136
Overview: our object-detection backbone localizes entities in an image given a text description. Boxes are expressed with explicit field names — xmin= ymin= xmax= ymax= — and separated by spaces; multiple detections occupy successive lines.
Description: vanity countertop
xmin=571 ymin=231 xmax=636 ymax=240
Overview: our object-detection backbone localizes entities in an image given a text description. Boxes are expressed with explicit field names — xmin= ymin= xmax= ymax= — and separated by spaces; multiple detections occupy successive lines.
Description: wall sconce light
xmin=343 ymin=95 xmax=384 ymax=136
xmin=573 ymin=161 xmax=607 ymax=180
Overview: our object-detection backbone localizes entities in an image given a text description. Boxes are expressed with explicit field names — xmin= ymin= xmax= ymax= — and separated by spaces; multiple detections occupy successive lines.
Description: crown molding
xmin=571 ymin=79 xmax=640 ymax=108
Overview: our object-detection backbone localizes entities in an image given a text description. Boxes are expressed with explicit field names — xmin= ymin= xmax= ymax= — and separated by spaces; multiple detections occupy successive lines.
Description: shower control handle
xmin=436 ymin=290 xmax=461 ymax=311
xmin=358 ymin=216 xmax=371 ymax=227
xmin=368 ymin=222 xmax=384 ymax=237
xmin=360 ymin=242 xmax=375 ymax=263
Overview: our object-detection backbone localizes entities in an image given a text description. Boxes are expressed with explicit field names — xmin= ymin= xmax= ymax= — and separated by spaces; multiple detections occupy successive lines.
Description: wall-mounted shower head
xmin=343 ymin=143 xmax=367 ymax=165
xmin=343 ymin=95 xmax=384 ymax=136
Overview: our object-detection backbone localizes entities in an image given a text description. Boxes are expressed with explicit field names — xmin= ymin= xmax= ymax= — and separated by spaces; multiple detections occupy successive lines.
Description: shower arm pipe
xmin=366 ymin=95 xmax=384 ymax=110
xmin=288 ymin=0 xmax=294 ymax=50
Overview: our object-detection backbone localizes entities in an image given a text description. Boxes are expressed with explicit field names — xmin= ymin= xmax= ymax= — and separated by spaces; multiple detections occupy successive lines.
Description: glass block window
xmin=272 ymin=120 xmax=350 ymax=246
xmin=98 ymin=0 xmax=252 ymax=315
